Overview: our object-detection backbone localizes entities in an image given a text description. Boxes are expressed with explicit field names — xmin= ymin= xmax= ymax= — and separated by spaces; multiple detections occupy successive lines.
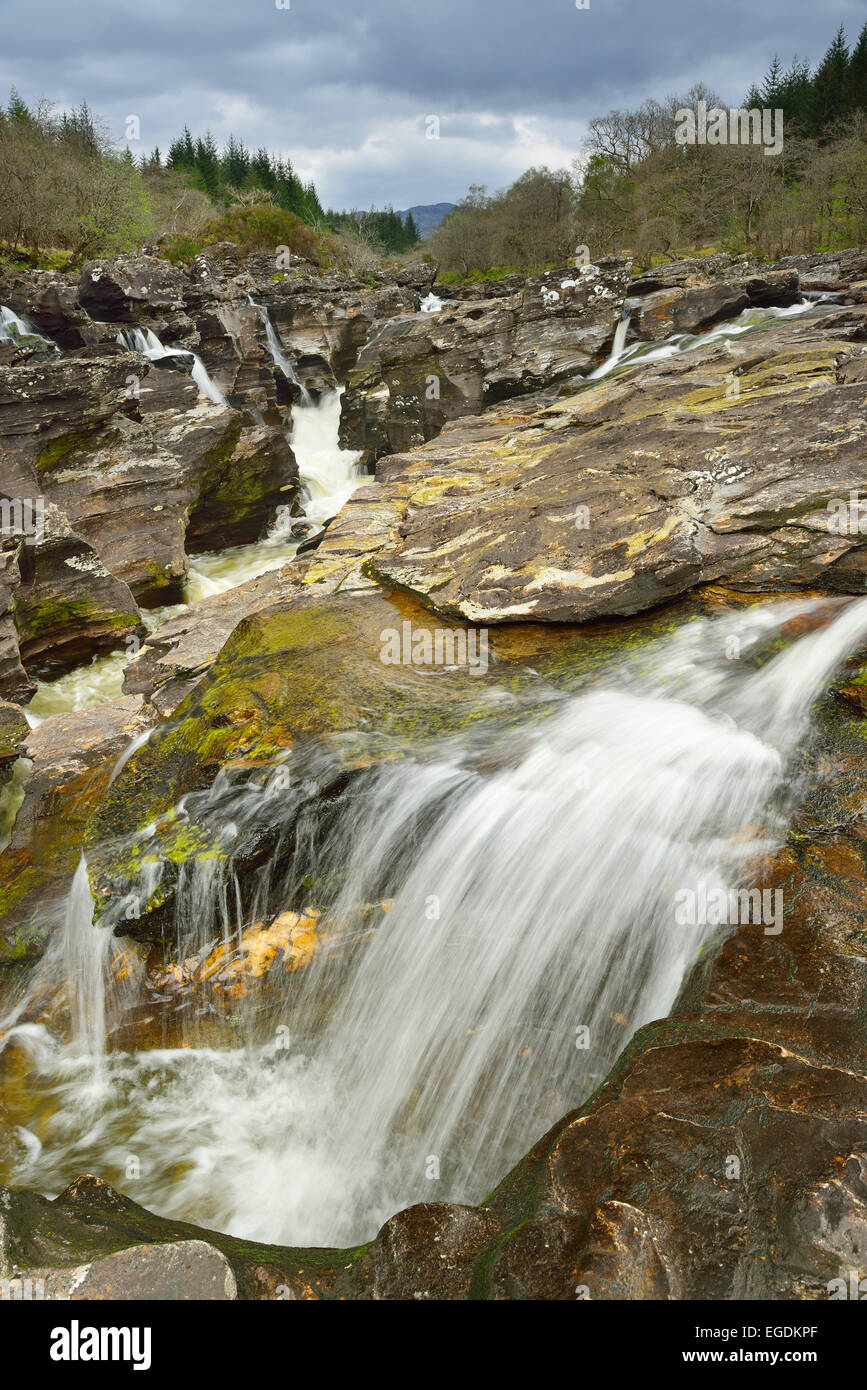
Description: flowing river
xmin=1 ymin=292 xmax=857 ymax=1250
xmin=22 ymin=386 xmax=363 ymax=725
xmin=1 ymin=595 xmax=866 ymax=1244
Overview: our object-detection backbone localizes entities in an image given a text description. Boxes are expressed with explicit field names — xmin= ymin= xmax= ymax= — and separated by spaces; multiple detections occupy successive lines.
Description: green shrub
xmin=163 ymin=202 xmax=323 ymax=264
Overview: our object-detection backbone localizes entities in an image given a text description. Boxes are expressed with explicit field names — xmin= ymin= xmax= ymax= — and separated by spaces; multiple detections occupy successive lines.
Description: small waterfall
xmin=23 ymin=381 xmax=362 ymax=702
xmin=588 ymin=297 xmax=816 ymax=381
xmin=5 ymin=598 xmax=867 ymax=1244
xmin=420 ymin=292 xmax=444 ymax=313
xmin=117 ymin=327 xmax=227 ymax=405
xmin=185 ymin=388 xmax=362 ymax=599
xmin=0 ymin=305 xmax=34 ymax=341
xmin=284 ymin=390 xmax=363 ymax=528
xmin=249 ymin=298 xmax=311 ymax=405
xmin=62 ymin=857 xmax=112 ymax=1061
xmin=588 ymin=309 xmax=632 ymax=378
xmin=0 ymin=305 xmax=56 ymax=350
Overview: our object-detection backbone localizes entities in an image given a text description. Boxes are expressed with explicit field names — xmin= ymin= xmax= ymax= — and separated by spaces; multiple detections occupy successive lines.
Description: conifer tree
xmin=845 ymin=21 xmax=867 ymax=114
xmin=810 ymin=25 xmax=850 ymax=134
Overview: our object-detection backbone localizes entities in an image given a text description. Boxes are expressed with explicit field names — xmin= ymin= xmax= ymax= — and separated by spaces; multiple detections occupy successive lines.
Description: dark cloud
xmin=0 ymin=0 xmax=855 ymax=206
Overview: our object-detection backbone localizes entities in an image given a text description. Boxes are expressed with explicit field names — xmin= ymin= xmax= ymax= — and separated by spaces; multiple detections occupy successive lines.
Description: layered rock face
xmin=2 ymin=246 xmax=847 ymax=687
xmin=0 ymin=283 xmax=302 ymax=683
xmin=338 ymin=260 xmax=634 ymax=462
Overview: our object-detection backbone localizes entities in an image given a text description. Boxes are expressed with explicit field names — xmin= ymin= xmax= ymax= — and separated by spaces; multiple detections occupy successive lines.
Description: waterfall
xmin=420 ymin=292 xmax=444 ymax=313
xmin=0 ymin=305 xmax=56 ymax=350
xmin=185 ymin=388 xmax=362 ymax=599
xmin=25 ymin=382 xmax=361 ymax=699
xmin=62 ymin=858 xmax=113 ymax=1060
xmin=587 ymin=309 xmax=632 ymax=378
xmin=24 ymin=295 xmax=824 ymax=715
xmin=117 ymin=327 xmax=227 ymax=405
xmin=588 ymin=298 xmax=816 ymax=381
xmin=0 ymin=305 xmax=35 ymax=341
xmin=4 ymin=597 xmax=866 ymax=1243
xmin=283 ymin=390 xmax=362 ymax=528
xmin=249 ymin=298 xmax=311 ymax=405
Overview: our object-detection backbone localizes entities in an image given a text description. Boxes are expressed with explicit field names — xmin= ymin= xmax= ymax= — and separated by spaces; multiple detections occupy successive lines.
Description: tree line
xmin=158 ymin=128 xmax=324 ymax=225
xmin=432 ymin=21 xmax=867 ymax=277
xmin=744 ymin=23 xmax=867 ymax=135
xmin=0 ymin=94 xmax=420 ymax=267
xmin=0 ymin=94 xmax=152 ymax=263
xmin=324 ymin=207 xmax=420 ymax=254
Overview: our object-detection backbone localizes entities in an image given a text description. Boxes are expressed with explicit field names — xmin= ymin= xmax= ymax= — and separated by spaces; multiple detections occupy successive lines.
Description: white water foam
xmin=3 ymin=598 xmax=866 ymax=1246
xmin=117 ymin=327 xmax=227 ymax=405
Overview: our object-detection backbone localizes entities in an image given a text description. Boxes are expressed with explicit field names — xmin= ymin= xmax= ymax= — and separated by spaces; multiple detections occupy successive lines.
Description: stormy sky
xmin=2 ymin=0 xmax=860 ymax=209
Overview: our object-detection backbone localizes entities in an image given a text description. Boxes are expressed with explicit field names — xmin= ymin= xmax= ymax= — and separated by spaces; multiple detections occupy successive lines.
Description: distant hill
xmin=398 ymin=203 xmax=456 ymax=239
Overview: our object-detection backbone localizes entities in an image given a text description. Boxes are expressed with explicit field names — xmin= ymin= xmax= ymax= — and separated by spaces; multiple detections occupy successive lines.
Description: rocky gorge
xmin=0 ymin=241 xmax=866 ymax=1300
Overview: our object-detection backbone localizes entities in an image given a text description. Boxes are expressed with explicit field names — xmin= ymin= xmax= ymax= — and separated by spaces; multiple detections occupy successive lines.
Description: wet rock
xmin=353 ymin=1203 xmax=499 ymax=1300
xmin=630 ymin=272 xmax=800 ymax=341
xmin=121 ymin=561 xmax=308 ymax=717
xmin=0 ymin=349 xmax=299 ymax=616
xmin=10 ymin=505 xmax=143 ymax=675
xmin=0 ymin=1175 xmax=359 ymax=1301
xmin=360 ymin=310 xmax=867 ymax=623
xmin=0 ymin=700 xmax=28 ymax=786
xmin=0 ymin=548 xmax=33 ymax=702
xmin=85 ymin=578 xmax=559 ymax=927
xmin=0 ymin=269 xmax=89 ymax=349
xmin=0 ymin=695 xmax=153 ymax=962
xmin=4 ymin=679 xmax=867 ymax=1300
xmin=32 ymin=1240 xmax=239 ymax=1300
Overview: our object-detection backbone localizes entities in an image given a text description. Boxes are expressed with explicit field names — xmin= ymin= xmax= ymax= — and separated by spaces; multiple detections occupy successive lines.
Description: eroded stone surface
xmin=361 ymin=309 xmax=867 ymax=622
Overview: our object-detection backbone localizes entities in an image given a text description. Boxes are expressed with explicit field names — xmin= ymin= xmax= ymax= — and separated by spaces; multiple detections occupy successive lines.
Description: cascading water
xmin=26 ymin=379 xmax=362 ymax=700
xmin=589 ymin=306 xmax=633 ymax=377
xmin=250 ymin=298 xmax=311 ymax=405
xmin=589 ymin=298 xmax=817 ymax=381
xmin=21 ymin=297 xmax=817 ymax=717
xmin=117 ymin=326 xmax=227 ymax=405
xmin=185 ymin=390 xmax=362 ymax=599
xmin=3 ymin=596 xmax=867 ymax=1247
xmin=0 ymin=305 xmax=56 ymax=350
xmin=62 ymin=858 xmax=113 ymax=1063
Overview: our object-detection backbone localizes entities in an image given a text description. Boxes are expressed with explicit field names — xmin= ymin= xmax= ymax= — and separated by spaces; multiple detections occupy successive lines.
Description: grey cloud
xmin=0 ymin=0 xmax=854 ymax=207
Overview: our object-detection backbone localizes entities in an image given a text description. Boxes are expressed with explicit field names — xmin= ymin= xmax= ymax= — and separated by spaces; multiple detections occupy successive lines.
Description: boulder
xmin=359 ymin=309 xmax=867 ymax=623
xmin=121 ymin=560 xmax=308 ymax=718
xmin=10 ymin=504 xmax=143 ymax=675
xmin=631 ymin=272 xmax=799 ymax=341
xmin=78 ymin=254 xmax=188 ymax=324
xmin=29 ymin=1240 xmax=239 ymax=1301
